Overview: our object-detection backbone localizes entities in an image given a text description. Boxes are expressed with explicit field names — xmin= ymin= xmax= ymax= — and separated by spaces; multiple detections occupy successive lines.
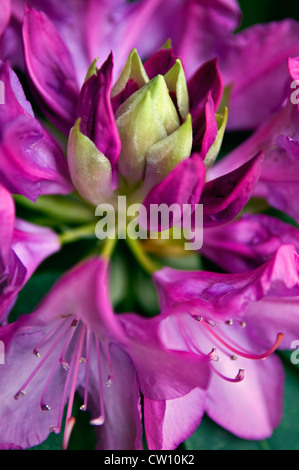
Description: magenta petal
xmin=154 ymin=244 xmax=299 ymax=322
xmin=30 ymin=257 xmax=127 ymax=343
xmin=205 ymin=334 xmax=284 ymax=440
xmin=142 ymin=155 xmax=206 ymax=231
xmin=120 ymin=313 xmax=211 ymax=400
xmin=202 ymin=214 xmax=299 ymax=273
xmin=23 ymin=6 xmax=80 ymax=133
xmin=201 ymin=152 xmax=264 ymax=226
xmin=76 ymin=53 xmax=121 ymax=167
xmin=0 ymin=215 xmax=60 ymax=323
xmin=0 ymin=61 xmax=73 ymax=200
xmin=90 ymin=344 xmax=143 ymax=450
xmin=0 ymin=0 xmax=11 ymax=36
xmin=0 ymin=184 xmax=14 ymax=265
xmin=209 ymin=74 xmax=299 ymax=222
xmin=12 ymin=219 xmax=60 ymax=284
xmin=289 ymin=56 xmax=299 ymax=81
xmin=144 ymin=47 xmax=178 ymax=79
xmin=221 ymin=20 xmax=299 ymax=130
xmin=193 ymin=92 xmax=219 ymax=156
xmin=144 ymin=389 xmax=205 ymax=450
xmin=0 ymin=115 xmax=73 ymax=201
xmin=188 ymin=58 xmax=223 ymax=119
xmin=0 ymin=320 xmax=74 ymax=449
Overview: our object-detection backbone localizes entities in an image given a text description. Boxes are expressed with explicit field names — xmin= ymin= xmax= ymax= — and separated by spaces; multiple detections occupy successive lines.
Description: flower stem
xmin=58 ymin=223 xmax=96 ymax=245
xmin=125 ymin=236 xmax=161 ymax=275
xmin=100 ymin=237 xmax=118 ymax=260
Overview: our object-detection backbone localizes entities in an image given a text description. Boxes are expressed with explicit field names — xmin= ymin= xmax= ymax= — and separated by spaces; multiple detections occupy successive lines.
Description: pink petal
xmin=144 ymin=388 xmax=205 ymax=450
xmin=23 ymin=5 xmax=80 ymax=133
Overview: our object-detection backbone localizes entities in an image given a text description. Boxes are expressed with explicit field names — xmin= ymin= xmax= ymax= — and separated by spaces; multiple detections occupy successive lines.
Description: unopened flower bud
xmin=67 ymin=119 xmax=113 ymax=205
xmin=115 ymin=74 xmax=181 ymax=185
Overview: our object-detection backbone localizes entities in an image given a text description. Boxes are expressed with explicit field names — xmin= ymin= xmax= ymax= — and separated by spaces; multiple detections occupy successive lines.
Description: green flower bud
xmin=67 ymin=119 xmax=113 ymax=206
xmin=115 ymin=73 xmax=181 ymax=185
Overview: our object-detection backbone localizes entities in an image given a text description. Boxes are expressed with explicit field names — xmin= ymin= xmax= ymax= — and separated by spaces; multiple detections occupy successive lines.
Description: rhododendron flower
xmin=67 ymin=47 xmax=263 ymax=232
xmin=0 ymin=184 xmax=60 ymax=324
xmin=0 ymin=257 xmax=210 ymax=449
xmin=146 ymin=244 xmax=299 ymax=449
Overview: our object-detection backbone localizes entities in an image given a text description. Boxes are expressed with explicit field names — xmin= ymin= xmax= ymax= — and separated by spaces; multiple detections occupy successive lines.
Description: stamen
xmin=40 ymin=319 xmax=80 ymax=411
xmin=32 ymin=318 xmax=66 ymax=357
xmin=14 ymin=318 xmax=73 ymax=400
xmin=50 ymin=324 xmax=82 ymax=435
xmin=80 ymin=330 xmax=92 ymax=412
xmin=59 ymin=319 xmax=79 ymax=371
xmin=62 ymin=324 xmax=86 ymax=450
xmin=212 ymin=366 xmax=245 ymax=383
xmin=208 ymin=347 xmax=219 ymax=362
xmin=90 ymin=336 xmax=105 ymax=426
xmin=201 ymin=320 xmax=284 ymax=360
xmin=62 ymin=417 xmax=76 ymax=451
xmin=177 ymin=317 xmax=218 ymax=361
xmin=205 ymin=319 xmax=217 ymax=328
xmin=105 ymin=343 xmax=114 ymax=387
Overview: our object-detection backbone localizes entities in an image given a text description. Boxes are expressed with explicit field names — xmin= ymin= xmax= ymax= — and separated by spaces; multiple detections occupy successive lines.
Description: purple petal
xmin=76 ymin=53 xmax=121 ymax=168
xmin=144 ymin=47 xmax=178 ymax=79
xmin=0 ymin=0 xmax=11 ymax=36
xmin=119 ymin=313 xmax=211 ymax=400
xmin=0 ymin=184 xmax=14 ymax=265
xmin=90 ymin=344 xmax=143 ymax=450
xmin=205 ymin=333 xmax=284 ymax=439
xmin=188 ymin=58 xmax=223 ymax=119
xmin=220 ymin=20 xmax=299 ymax=130
xmin=144 ymin=389 xmax=205 ymax=450
xmin=0 ymin=61 xmax=73 ymax=201
xmin=0 ymin=115 xmax=73 ymax=201
xmin=141 ymin=155 xmax=206 ymax=231
xmin=192 ymin=92 xmax=219 ymax=156
xmin=0 ymin=215 xmax=60 ymax=323
xmin=154 ymin=244 xmax=299 ymax=323
xmin=201 ymin=152 xmax=264 ymax=226
xmin=136 ymin=0 xmax=241 ymax=78
xmin=12 ymin=219 xmax=60 ymax=284
xmin=209 ymin=67 xmax=299 ymax=222
xmin=30 ymin=257 xmax=127 ymax=343
xmin=0 ymin=318 xmax=75 ymax=449
xmin=202 ymin=214 xmax=299 ymax=273
xmin=23 ymin=5 xmax=80 ymax=133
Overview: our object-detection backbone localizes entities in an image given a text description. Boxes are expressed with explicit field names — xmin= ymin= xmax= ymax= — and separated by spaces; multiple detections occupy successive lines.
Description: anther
xmin=41 ymin=403 xmax=51 ymax=411
xmin=14 ymin=390 xmax=26 ymax=401
xmin=90 ymin=416 xmax=105 ymax=426
xmin=192 ymin=315 xmax=203 ymax=322
xmin=205 ymin=319 xmax=217 ymax=328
